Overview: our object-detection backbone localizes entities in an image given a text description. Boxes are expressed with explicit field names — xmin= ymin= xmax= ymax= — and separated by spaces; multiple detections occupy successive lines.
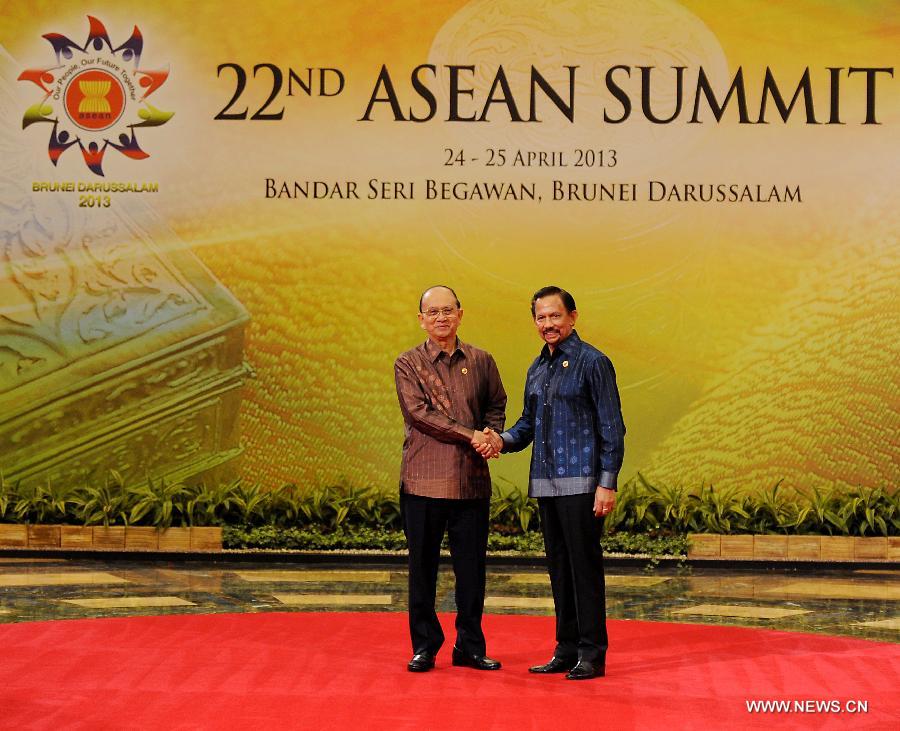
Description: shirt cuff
xmin=598 ymin=471 xmax=618 ymax=491
xmin=499 ymin=432 xmax=512 ymax=451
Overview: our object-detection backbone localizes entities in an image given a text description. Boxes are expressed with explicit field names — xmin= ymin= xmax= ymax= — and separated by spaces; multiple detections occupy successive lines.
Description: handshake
xmin=471 ymin=427 xmax=504 ymax=459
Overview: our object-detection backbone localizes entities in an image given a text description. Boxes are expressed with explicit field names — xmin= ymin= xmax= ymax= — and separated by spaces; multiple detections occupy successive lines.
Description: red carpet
xmin=0 ymin=612 xmax=896 ymax=730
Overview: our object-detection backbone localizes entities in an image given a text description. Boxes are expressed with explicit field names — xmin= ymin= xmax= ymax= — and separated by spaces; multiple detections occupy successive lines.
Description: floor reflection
xmin=0 ymin=556 xmax=896 ymax=643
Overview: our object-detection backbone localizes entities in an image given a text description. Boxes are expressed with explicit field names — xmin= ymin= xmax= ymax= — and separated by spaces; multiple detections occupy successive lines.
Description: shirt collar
xmin=424 ymin=337 xmax=466 ymax=363
xmin=540 ymin=329 xmax=582 ymax=360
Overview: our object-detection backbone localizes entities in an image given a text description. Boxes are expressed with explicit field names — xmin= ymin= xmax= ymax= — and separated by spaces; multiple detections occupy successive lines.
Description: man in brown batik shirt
xmin=394 ymin=285 xmax=506 ymax=673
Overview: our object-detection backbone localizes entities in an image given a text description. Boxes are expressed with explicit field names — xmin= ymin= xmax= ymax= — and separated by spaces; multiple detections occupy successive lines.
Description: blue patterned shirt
xmin=501 ymin=330 xmax=625 ymax=497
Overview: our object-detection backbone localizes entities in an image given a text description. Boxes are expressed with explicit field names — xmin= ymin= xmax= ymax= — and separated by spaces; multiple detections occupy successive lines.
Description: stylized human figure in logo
xmin=17 ymin=67 xmax=58 ymax=96
xmin=41 ymin=33 xmax=83 ymax=63
xmin=49 ymin=124 xmax=79 ymax=165
xmin=78 ymin=140 xmax=108 ymax=176
xmin=85 ymin=16 xmax=113 ymax=53
xmin=108 ymin=128 xmax=148 ymax=160
xmin=113 ymin=27 xmax=143 ymax=66
xmin=135 ymin=68 xmax=169 ymax=100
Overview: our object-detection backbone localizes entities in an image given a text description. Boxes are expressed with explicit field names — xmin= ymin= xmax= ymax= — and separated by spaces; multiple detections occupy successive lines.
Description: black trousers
xmin=538 ymin=492 xmax=608 ymax=663
xmin=400 ymin=491 xmax=490 ymax=657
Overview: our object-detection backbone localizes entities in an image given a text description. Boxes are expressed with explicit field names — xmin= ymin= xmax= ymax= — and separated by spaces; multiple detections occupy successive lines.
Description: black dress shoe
xmin=528 ymin=656 xmax=577 ymax=674
xmin=407 ymin=651 xmax=436 ymax=672
xmin=451 ymin=646 xmax=501 ymax=670
xmin=565 ymin=660 xmax=605 ymax=680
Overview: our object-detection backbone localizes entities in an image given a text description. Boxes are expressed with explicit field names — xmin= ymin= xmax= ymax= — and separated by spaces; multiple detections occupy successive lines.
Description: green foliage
xmin=344 ymin=485 xmax=402 ymax=530
xmin=0 ymin=473 xmax=10 ymax=521
xmin=602 ymin=474 xmax=897 ymax=537
xmin=490 ymin=478 xmax=538 ymax=534
xmin=127 ymin=477 xmax=192 ymax=529
xmin=601 ymin=532 xmax=689 ymax=557
xmin=72 ymin=472 xmax=130 ymax=527
xmin=294 ymin=484 xmax=341 ymax=528
xmin=485 ymin=531 xmax=545 ymax=553
xmin=221 ymin=524 xmax=687 ymax=557
xmin=0 ymin=472 xmax=895 ymax=545
xmin=798 ymin=486 xmax=846 ymax=536
xmin=838 ymin=486 xmax=898 ymax=537
xmin=184 ymin=480 xmax=243 ymax=527
xmin=264 ymin=483 xmax=308 ymax=528
xmin=11 ymin=478 xmax=78 ymax=524
xmin=686 ymin=485 xmax=732 ymax=533
xmin=231 ymin=481 xmax=270 ymax=526
xmin=747 ymin=481 xmax=796 ymax=533
xmin=223 ymin=525 xmax=408 ymax=551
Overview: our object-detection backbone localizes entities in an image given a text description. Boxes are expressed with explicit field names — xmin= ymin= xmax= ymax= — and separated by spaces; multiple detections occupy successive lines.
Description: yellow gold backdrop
xmin=1 ymin=1 xmax=897 ymax=495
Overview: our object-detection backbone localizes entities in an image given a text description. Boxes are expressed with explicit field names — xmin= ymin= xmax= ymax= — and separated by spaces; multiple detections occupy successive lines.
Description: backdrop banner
xmin=1 ymin=1 xmax=897 ymax=496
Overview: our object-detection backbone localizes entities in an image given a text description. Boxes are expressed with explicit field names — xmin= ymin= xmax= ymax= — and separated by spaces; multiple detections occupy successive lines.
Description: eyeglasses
xmin=422 ymin=306 xmax=458 ymax=319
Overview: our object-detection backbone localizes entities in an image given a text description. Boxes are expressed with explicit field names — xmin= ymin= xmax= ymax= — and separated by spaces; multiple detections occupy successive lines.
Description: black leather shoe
xmin=407 ymin=651 xmax=436 ymax=672
xmin=528 ymin=656 xmax=577 ymax=674
xmin=452 ymin=646 xmax=501 ymax=670
xmin=565 ymin=660 xmax=605 ymax=680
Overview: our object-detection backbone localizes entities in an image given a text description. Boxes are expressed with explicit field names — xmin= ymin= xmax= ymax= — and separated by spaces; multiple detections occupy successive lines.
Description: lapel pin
xmin=562 ymin=360 xmax=569 ymax=368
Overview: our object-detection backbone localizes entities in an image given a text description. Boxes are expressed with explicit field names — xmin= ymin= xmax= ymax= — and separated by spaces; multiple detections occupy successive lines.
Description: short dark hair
xmin=419 ymin=285 xmax=461 ymax=312
xmin=531 ymin=286 xmax=576 ymax=316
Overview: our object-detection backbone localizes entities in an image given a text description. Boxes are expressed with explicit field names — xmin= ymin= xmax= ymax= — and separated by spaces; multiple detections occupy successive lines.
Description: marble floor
xmin=0 ymin=556 xmax=896 ymax=642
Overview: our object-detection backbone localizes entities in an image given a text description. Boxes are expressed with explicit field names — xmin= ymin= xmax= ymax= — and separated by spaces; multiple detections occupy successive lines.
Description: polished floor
xmin=0 ymin=556 xmax=896 ymax=642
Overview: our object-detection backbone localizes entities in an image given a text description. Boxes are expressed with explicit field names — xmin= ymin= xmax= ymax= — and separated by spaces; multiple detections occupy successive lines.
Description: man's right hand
xmin=481 ymin=428 xmax=505 ymax=458
xmin=471 ymin=429 xmax=493 ymax=458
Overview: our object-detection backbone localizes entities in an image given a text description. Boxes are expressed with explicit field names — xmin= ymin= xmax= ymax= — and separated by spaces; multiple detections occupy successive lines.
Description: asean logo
xmin=18 ymin=15 xmax=174 ymax=176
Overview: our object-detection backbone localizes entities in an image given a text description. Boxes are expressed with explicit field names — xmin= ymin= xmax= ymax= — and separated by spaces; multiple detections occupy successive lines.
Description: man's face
xmin=419 ymin=287 xmax=463 ymax=342
xmin=533 ymin=294 xmax=577 ymax=349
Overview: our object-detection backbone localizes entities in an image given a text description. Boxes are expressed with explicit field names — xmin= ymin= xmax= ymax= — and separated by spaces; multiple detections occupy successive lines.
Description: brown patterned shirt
xmin=395 ymin=338 xmax=506 ymax=499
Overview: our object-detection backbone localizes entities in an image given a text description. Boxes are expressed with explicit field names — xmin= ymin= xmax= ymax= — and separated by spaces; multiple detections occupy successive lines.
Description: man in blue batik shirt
xmin=482 ymin=285 xmax=625 ymax=680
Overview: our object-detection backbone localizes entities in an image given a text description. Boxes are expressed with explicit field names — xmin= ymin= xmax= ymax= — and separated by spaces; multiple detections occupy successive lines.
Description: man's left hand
xmin=593 ymin=486 xmax=616 ymax=518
